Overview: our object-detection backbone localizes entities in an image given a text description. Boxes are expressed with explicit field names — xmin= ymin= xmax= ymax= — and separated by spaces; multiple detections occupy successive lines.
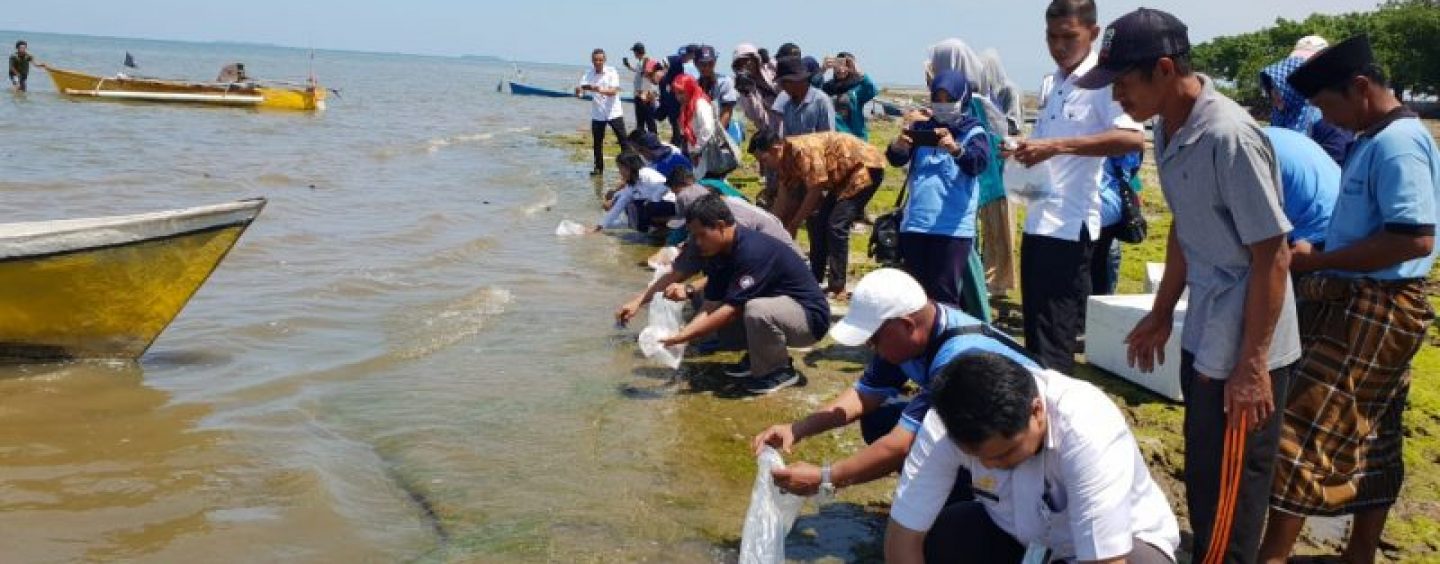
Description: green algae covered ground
xmin=544 ymin=114 xmax=1440 ymax=563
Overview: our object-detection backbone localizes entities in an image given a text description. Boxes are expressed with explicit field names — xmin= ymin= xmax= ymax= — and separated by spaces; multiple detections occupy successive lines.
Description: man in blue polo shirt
xmin=1264 ymin=126 xmax=1340 ymax=247
xmin=750 ymin=268 xmax=1037 ymax=499
xmin=659 ymin=193 xmax=830 ymax=395
xmin=1260 ymin=35 xmax=1439 ymax=564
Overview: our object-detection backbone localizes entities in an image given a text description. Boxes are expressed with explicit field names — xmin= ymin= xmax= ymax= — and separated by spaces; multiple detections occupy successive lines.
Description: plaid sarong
xmin=1272 ymin=276 xmax=1435 ymax=516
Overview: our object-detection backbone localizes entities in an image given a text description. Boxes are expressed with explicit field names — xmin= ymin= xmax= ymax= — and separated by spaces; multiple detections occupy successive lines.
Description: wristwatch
xmin=818 ymin=463 xmax=836 ymax=504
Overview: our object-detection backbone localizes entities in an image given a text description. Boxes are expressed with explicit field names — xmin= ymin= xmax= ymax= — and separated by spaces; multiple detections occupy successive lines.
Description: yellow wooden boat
xmin=43 ymin=66 xmax=325 ymax=111
xmin=0 ymin=199 xmax=266 ymax=360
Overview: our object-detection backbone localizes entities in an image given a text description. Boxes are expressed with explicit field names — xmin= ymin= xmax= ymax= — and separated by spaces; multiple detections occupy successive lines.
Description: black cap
xmin=1076 ymin=8 xmax=1191 ymax=90
xmin=1288 ymin=35 xmax=1375 ymax=99
xmin=775 ymin=56 xmax=811 ymax=83
xmin=631 ymin=42 xmax=645 ymax=54
xmin=696 ymin=45 xmax=718 ymax=64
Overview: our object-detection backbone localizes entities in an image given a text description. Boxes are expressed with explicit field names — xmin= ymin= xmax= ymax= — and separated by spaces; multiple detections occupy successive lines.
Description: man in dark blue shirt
xmin=660 ymin=193 xmax=830 ymax=394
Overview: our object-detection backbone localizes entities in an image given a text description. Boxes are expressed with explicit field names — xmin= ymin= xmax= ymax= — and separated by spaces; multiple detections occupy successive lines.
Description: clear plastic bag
xmin=554 ymin=219 xmax=588 ymax=236
xmin=1003 ymin=158 xmax=1055 ymax=207
xmin=738 ymin=447 xmax=807 ymax=564
xmin=637 ymin=293 xmax=686 ymax=369
xmin=647 ymin=246 xmax=679 ymax=286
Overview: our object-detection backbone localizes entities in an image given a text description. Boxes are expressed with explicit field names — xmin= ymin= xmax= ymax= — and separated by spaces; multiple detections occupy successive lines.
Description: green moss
xmin=545 ymin=119 xmax=1440 ymax=562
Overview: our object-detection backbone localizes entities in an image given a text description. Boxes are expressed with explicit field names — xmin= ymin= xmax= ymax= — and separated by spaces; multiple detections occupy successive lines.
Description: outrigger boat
xmin=0 ymin=199 xmax=266 ymax=360
xmin=43 ymin=65 xmax=326 ymax=111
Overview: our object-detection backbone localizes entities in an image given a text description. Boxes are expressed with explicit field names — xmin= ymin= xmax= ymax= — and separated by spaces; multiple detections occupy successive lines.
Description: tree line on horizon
xmin=1191 ymin=0 xmax=1439 ymax=106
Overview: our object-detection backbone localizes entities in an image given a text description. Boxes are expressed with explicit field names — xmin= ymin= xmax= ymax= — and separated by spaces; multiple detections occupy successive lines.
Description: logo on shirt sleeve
xmin=738 ymin=275 xmax=756 ymax=290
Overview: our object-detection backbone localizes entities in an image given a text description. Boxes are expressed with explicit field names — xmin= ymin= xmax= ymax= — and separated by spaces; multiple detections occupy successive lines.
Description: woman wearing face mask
xmin=885 ymin=70 xmax=994 ymax=310
xmin=822 ymin=52 xmax=878 ymax=140
xmin=926 ymin=39 xmax=1016 ymax=303
xmin=731 ymin=43 xmax=780 ymax=134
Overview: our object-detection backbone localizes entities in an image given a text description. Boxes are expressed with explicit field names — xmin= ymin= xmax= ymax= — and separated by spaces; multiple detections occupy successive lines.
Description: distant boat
xmin=0 ymin=199 xmax=266 ymax=360
xmin=43 ymin=66 xmax=326 ymax=111
xmin=506 ymin=81 xmax=636 ymax=103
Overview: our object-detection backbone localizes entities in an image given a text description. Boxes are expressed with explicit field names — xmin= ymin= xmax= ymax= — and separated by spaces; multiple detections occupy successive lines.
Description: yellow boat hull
xmin=0 ymin=199 xmax=264 ymax=360
xmin=44 ymin=66 xmax=325 ymax=111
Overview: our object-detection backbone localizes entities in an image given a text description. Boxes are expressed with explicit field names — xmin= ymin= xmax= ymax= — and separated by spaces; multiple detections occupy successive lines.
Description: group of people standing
xmin=574 ymin=1 xmax=1437 ymax=561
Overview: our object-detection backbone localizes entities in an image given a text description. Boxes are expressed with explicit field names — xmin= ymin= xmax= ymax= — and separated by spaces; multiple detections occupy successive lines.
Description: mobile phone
xmin=905 ymin=129 xmax=940 ymax=147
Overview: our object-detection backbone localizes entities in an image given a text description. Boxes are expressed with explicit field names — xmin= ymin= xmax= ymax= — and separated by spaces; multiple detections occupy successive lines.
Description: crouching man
xmin=886 ymin=352 xmax=1181 ymax=564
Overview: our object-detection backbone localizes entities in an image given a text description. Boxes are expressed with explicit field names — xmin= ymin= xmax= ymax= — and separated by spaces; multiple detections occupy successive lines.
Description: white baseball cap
xmin=828 ymin=268 xmax=929 ymax=346
xmin=1291 ymin=35 xmax=1329 ymax=59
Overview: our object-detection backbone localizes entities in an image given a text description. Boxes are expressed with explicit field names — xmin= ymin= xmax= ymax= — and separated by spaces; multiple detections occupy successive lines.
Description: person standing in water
xmin=9 ymin=40 xmax=38 ymax=92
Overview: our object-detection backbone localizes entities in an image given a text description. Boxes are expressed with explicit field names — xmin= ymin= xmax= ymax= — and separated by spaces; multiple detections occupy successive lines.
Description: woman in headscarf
xmin=979 ymin=49 xmax=1025 ymax=136
xmin=822 ymin=52 xmax=878 ymax=140
xmin=926 ymin=38 xmax=1016 ymax=299
xmin=884 ymin=69 xmax=993 ymax=310
xmin=731 ymin=43 xmax=780 ymax=134
xmin=1260 ymin=47 xmax=1354 ymax=164
xmin=673 ymin=73 xmax=739 ymax=179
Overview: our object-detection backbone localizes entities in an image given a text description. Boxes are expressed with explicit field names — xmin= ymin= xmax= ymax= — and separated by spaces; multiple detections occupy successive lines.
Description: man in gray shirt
xmin=1077 ymin=8 xmax=1300 ymax=563
xmin=771 ymin=56 xmax=835 ymax=138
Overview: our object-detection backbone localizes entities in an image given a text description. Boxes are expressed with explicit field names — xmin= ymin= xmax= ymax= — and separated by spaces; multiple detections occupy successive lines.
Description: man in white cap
xmin=751 ymin=268 xmax=1037 ymax=498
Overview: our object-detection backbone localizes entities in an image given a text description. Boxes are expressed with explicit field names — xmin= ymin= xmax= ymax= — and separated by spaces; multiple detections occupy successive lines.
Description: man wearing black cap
xmin=623 ymin=42 xmax=659 ymax=134
xmin=695 ymin=45 xmax=739 ymax=135
xmin=1078 ymin=8 xmax=1301 ymax=563
xmin=1258 ymin=35 xmax=1439 ymax=564
xmin=772 ymin=55 xmax=836 ymax=138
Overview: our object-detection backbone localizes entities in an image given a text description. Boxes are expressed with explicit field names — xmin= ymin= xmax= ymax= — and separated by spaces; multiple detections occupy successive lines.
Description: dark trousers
xmin=924 ymin=501 xmax=1175 ymax=563
xmin=1020 ymin=232 xmax=1093 ymax=373
xmin=899 ymin=233 xmax=974 ymax=310
xmin=807 ymin=170 xmax=882 ymax=292
xmin=591 ymin=118 xmax=628 ymax=172
xmin=13 ymin=76 xmax=27 ymax=92
xmin=633 ymin=100 xmax=658 ymax=134
xmin=1090 ymin=223 xmax=1124 ymax=296
xmin=1180 ymin=351 xmax=1291 ymax=564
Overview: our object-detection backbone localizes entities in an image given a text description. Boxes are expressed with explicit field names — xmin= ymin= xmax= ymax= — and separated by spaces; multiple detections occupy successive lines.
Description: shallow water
xmin=0 ymin=32 xmax=734 ymax=562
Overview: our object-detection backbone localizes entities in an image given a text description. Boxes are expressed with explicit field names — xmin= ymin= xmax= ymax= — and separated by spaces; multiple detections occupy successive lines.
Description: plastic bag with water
xmin=637 ymin=293 xmax=686 ymax=369
xmin=555 ymin=219 xmax=588 ymax=236
xmin=738 ymin=447 xmax=807 ymax=564
xmin=1003 ymin=158 xmax=1055 ymax=207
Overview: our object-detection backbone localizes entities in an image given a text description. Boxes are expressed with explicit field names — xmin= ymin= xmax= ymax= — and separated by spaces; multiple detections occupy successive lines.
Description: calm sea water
xmin=0 ymin=32 xmax=731 ymax=562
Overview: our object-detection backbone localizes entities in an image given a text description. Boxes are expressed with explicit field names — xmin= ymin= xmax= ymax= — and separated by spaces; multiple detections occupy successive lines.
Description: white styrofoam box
xmin=1085 ymin=294 xmax=1188 ymax=402
xmin=1145 ymin=263 xmax=1166 ymax=293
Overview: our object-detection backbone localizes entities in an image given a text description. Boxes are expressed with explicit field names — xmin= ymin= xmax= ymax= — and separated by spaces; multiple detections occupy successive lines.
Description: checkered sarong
xmin=1272 ymin=276 xmax=1435 ymax=516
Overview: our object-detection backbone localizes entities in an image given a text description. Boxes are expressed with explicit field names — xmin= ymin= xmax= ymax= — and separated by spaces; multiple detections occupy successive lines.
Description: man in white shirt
xmin=885 ymin=352 xmax=1180 ymax=564
xmin=1011 ymin=0 xmax=1145 ymax=373
xmin=577 ymin=48 xmax=629 ymax=176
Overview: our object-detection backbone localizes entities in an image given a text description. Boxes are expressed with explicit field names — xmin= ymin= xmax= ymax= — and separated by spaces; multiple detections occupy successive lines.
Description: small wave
xmin=387 ymin=287 xmax=513 ymax=361
xmin=425 ymin=128 xmax=530 ymax=154
xmin=520 ymin=190 xmax=558 ymax=216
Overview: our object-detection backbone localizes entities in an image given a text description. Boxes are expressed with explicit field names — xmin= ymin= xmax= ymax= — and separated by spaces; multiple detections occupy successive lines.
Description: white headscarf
xmin=980 ymin=49 xmax=1024 ymax=133
xmin=926 ymin=39 xmax=1007 ymax=136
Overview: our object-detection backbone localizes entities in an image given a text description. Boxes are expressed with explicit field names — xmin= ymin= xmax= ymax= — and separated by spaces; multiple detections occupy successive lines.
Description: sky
xmin=5 ymin=0 xmax=1384 ymax=87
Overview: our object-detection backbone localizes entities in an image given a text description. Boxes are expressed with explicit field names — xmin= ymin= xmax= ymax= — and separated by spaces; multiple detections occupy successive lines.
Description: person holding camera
xmin=623 ymin=42 xmax=660 ymax=134
xmin=822 ymin=52 xmax=878 ymax=141
xmin=884 ymin=70 xmax=993 ymax=309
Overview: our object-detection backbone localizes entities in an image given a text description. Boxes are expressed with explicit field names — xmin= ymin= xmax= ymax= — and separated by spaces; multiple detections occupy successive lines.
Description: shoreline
xmin=541 ymin=114 xmax=1440 ymax=562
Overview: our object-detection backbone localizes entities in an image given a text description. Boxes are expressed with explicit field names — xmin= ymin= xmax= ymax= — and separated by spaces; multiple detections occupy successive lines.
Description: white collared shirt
xmin=580 ymin=66 xmax=624 ymax=122
xmin=1026 ymin=51 xmax=1143 ymax=241
xmin=890 ymin=369 xmax=1180 ymax=562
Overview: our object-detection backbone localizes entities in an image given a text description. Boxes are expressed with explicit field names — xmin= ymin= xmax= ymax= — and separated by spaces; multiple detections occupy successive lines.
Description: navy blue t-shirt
xmin=702 ymin=227 xmax=831 ymax=339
